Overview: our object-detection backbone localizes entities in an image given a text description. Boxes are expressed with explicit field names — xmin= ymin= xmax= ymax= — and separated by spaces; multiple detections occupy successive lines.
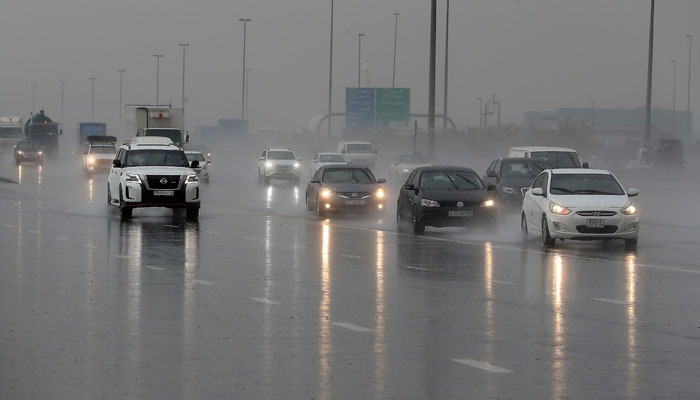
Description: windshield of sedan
xmin=419 ymin=171 xmax=484 ymax=190
xmin=17 ymin=141 xmax=41 ymax=150
xmin=125 ymin=150 xmax=189 ymax=167
xmin=319 ymin=154 xmax=346 ymax=163
xmin=268 ymin=150 xmax=296 ymax=160
xmin=322 ymin=168 xmax=375 ymax=184
xmin=502 ymin=160 xmax=550 ymax=177
xmin=550 ymin=174 xmax=625 ymax=195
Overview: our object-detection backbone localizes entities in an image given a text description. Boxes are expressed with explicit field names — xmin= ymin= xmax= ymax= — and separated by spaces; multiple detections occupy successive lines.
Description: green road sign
xmin=375 ymin=88 xmax=410 ymax=128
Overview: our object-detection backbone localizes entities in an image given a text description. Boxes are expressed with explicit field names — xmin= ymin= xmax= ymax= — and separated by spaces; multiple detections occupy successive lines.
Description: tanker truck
xmin=24 ymin=110 xmax=62 ymax=155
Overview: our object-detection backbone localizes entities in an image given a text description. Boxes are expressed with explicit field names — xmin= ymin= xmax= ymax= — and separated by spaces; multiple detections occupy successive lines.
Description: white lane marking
xmin=202 ymin=231 xmax=220 ymax=234
xmin=341 ymin=254 xmax=364 ymax=259
xmin=452 ymin=359 xmax=512 ymax=373
xmin=593 ymin=298 xmax=630 ymax=305
xmin=3 ymin=224 xmax=14 ymax=228
xmin=492 ymin=280 xmax=517 ymax=285
xmin=250 ymin=297 xmax=281 ymax=305
xmin=164 ymin=224 xmax=180 ymax=228
xmin=332 ymin=322 xmax=372 ymax=332
xmin=55 ymin=237 xmax=70 ymax=241
xmin=193 ymin=279 xmax=214 ymax=285
xmin=113 ymin=254 xmax=136 ymax=259
xmin=402 ymin=265 xmax=432 ymax=272
xmin=145 ymin=266 xmax=165 ymax=271
xmin=27 ymin=230 xmax=39 ymax=234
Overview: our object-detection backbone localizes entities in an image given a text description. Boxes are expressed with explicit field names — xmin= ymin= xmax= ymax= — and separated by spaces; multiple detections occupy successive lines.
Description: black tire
xmin=411 ymin=209 xmax=425 ymax=234
xmin=107 ymin=184 xmax=112 ymax=205
xmin=520 ymin=212 xmax=529 ymax=240
xmin=624 ymin=238 xmax=638 ymax=248
xmin=119 ymin=186 xmax=132 ymax=219
xmin=541 ymin=215 xmax=555 ymax=247
xmin=396 ymin=202 xmax=406 ymax=232
xmin=186 ymin=208 xmax=199 ymax=221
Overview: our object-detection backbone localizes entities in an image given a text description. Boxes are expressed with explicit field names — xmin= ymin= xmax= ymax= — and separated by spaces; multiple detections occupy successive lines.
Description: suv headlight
xmin=125 ymin=173 xmax=141 ymax=183
xmin=87 ymin=156 xmax=96 ymax=165
xmin=265 ymin=162 xmax=273 ymax=168
xmin=549 ymin=202 xmax=572 ymax=215
xmin=186 ymin=174 xmax=199 ymax=183
xmin=421 ymin=199 xmax=440 ymax=207
xmin=294 ymin=162 xmax=300 ymax=169
xmin=321 ymin=188 xmax=333 ymax=198
xmin=621 ymin=203 xmax=637 ymax=215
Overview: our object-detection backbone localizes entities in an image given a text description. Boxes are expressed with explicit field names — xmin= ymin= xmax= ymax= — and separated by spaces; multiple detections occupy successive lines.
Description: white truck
xmin=124 ymin=105 xmax=189 ymax=147
xmin=0 ymin=116 xmax=25 ymax=148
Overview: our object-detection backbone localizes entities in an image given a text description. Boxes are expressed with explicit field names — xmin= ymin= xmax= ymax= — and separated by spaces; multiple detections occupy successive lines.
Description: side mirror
xmin=185 ymin=133 xmax=190 ymax=143
xmin=486 ymin=184 xmax=496 ymax=191
xmin=404 ymin=184 xmax=417 ymax=193
xmin=259 ymin=156 xmax=265 ymax=160
xmin=582 ymin=162 xmax=589 ymax=168
xmin=530 ymin=187 xmax=544 ymax=196
xmin=191 ymin=160 xmax=200 ymax=168
xmin=112 ymin=159 xmax=122 ymax=168
xmin=377 ymin=178 xmax=386 ymax=184
xmin=310 ymin=179 xmax=320 ymax=184
xmin=486 ymin=170 xmax=497 ymax=178
xmin=627 ymin=188 xmax=639 ymax=197
xmin=297 ymin=158 xmax=302 ymax=162
xmin=59 ymin=129 xmax=63 ymax=136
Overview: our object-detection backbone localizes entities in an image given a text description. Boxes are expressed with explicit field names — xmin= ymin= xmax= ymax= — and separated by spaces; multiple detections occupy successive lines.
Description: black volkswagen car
xmin=305 ymin=165 xmax=386 ymax=217
xmin=396 ymin=166 xmax=497 ymax=233
xmin=482 ymin=157 xmax=552 ymax=208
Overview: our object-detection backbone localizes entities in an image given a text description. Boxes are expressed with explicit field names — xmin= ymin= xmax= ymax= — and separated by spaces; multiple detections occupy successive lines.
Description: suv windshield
xmin=531 ymin=151 xmax=580 ymax=168
xmin=125 ymin=150 xmax=189 ymax=167
xmin=268 ymin=151 xmax=296 ymax=160
xmin=420 ymin=171 xmax=484 ymax=191
xmin=346 ymin=144 xmax=374 ymax=153
xmin=550 ymin=174 xmax=624 ymax=195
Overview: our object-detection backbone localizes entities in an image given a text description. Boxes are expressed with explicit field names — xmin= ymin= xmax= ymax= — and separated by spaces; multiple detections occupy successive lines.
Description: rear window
xmin=501 ymin=160 xmax=551 ymax=177
xmin=319 ymin=154 xmax=345 ymax=163
xmin=530 ymin=151 xmax=580 ymax=168
xmin=346 ymin=144 xmax=374 ymax=153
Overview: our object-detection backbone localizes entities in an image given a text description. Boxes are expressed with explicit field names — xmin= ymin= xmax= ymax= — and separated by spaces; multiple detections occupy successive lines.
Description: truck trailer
xmin=0 ymin=116 xmax=25 ymax=148
xmin=124 ymin=105 xmax=188 ymax=147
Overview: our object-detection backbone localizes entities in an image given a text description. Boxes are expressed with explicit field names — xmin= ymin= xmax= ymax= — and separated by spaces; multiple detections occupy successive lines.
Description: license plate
xmin=448 ymin=210 xmax=473 ymax=217
xmin=586 ymin=218 xmax=605 ymax=228
xmin=345 ymin=200 xmax=365 ymax=205
xmin=154 ymin=190 xmax=174 ymax=196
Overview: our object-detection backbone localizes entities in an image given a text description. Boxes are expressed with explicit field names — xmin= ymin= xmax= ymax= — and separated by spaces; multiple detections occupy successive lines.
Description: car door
xmin=306 ymin=167 xmax=323 ymax=208
xmin=258 ymin=150 xmax=267 ymax=174
xmin=400 ymin=170 xmax=421 ymax=217
xmin=523 ymin=171 xmax=547 ymax=230
xmin=108 ymin=148 xmax=124 ymax=200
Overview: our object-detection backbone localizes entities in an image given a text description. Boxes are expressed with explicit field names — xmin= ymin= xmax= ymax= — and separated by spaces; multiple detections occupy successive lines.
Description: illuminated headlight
xmin=481 ymin=199 xmax=495 ymax=207
xmin=38 ymin=151 xmax=43 ymax=155
xmin=186 ymin=174 xmax=199 ymax=183
xmin=401 ymin=168 xmax=411 ymax=172
xmin=125 ymin=173 xmax=141 ymax=183
xmin=321 ymin=188 xmax=333 ymax=198
xmin=375 ymin=187 xmax=385 ymax=199
xmin=87 ymin=156 xmax=96 ymax=165
xmin=17 ymin=151 xmax=23 ymax=155
xmin=621 ymin=203 xmax=638 ymax=216
xmin=549 ymin=202 xmax=572 ymax=215
xmin=502 ymin=186 xmax=517 ymax=194
xmin=265 ymin=162 xmax=273 ymax=168
xmin=421 ymin=199 xmax=440 ymax=207
xmin=294 ymin=162 xmax=300 ymax=169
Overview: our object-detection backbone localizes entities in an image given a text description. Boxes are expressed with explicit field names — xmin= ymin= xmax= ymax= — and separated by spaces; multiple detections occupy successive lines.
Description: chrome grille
xmin=576 ymin=211 xmax=617 ymax=217
xmin=146 ymin=175 xmax=181 ymax=189
xmin=337 ymin=191 xmax=371 ymax=199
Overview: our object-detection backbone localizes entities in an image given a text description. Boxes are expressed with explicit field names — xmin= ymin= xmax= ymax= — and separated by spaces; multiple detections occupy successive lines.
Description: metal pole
xmin=328 ymin=0 xmax=334 ymax=137
xmin=117 ymin=70 xmax=125 ymax=127
xmin=589 ymin=100 xmax=595 ymax=134
xmin=428 ymin=0 xmax=437 ymax=156
xmin=90 ymin=77 xmax=97 ymax=122
xmin=358 ymin=33 xmax=365 ymax=87
xmin=154 ymin=54 xmax=163 ymax=105
xmin=671 ymin=60 xmax=676 ymax=134
xmin=179 ymin=44 xmax=189 ymax=110
xmin=239 ymin=19 xmax=251 ymax=119
xmin=644 ymin=0 xmax=654 ymax=144
xmin=392 ymin=13 xmax=399 ymax=88
xmin=31 ymin=83 xmax=37 ymax=114
xmin=443 ymin=0 xmax=449 ymax=133
xmin=477 ymin=98 xmax=483 ymax=129
xmin=687 ymin=34 xmax=693 ymax=140
xmin=59 ymin=80 xmax=66 ymax=127
xmin=245 ymin=69 xmax=251 ymax=120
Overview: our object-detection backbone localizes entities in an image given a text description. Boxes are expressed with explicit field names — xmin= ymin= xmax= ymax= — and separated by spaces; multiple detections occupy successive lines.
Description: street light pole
xmin=179 ymin=44 xmax=189 ymax=110
xmin=644 ymin=0 xmax=655 ymax=144
xmin=428 ymin=0 xmax=437 ymax=155
xmin=671 ymin=60 xmax=677 ymax=134
xmin=117 ymin=69 xmax=125 ymax=130
xmin=357 ymin=33 xmax=365 ymax=87
xmin=154 ymin=54 xmax=163 ymax=105
xmin=239 ymin=18 xmax=251 ymax=119
xmin=245 ymin=69 xmax=251 ymax=120
xmin=392 ymin=12 xmax=399 ymax=88
xmin=442 ymin=0 xmax=450 ymax=132
xmin=31 ymin=83 xmax=38 ymax=115
xmin=59 ymin=80 xmax=66 ymax=127
xmin=90 ymin=77 xmax=97 ymax=122
xmin=687 ymin=34 xmax=693 ymax=140
xmin=477 ymin=98 xmax=483 ymax=129
xmin=589 ymin=100 xmax=595 ymax=134
xmin=328 ymin=0 xmax=334 ymax=137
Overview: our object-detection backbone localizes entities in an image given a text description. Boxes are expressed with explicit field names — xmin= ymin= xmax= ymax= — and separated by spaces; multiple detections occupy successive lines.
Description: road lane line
xmin=332 ymin=322 xmax=372 ymax=332
xmin=250 ymin=297 xmax=281 ymax=305
xmin=341 ymin=254 xmax=364 ymax=259
xmin=164 ymin=224 xmax=180 ymax=228
xmin=84 ymin=244 xmax=99 ymax=249
xmin=452 ymin=359 xmax=512 ymax=373
xmin=3 ymin=224 xmax=14 ymax=228
xmin=27 ymin=230 xmax=39 ymax=233
xmin=55 ymin=237 xmax=70 ymax=241
xmin=402 ymin=265 xmax=432 ymax=272
xmin=193 ymin=279 xmax=214 ymax=285
xmin=492 ymin=280 xmax=517 ymax=285
xmin=144 ymin=266 xmax=165 ymax=271
xmin=593 ymin=298 xmax=630 ymax=305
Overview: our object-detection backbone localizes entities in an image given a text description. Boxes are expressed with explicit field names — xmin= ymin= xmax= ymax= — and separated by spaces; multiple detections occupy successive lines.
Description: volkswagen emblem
xmin=593 ymin=211 xmax=600 ymax=216
xmin=457 ymin=201 xmax=464 ymax=208
xmin=160 ymin=178 xmax=168 ymax=185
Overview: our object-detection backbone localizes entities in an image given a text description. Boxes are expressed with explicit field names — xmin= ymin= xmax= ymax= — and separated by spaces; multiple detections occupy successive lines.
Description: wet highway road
xmin=1 ymin=142 xmax=700 ymax=399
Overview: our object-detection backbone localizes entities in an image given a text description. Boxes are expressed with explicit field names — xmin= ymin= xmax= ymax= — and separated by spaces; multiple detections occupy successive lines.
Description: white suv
xmin=337 ymin=141 xmax=377 ymax=170
xmin=108 ymin=137 xmax=201 ymax=220
xmin=258 ymin=148 xmax=301 ymax=184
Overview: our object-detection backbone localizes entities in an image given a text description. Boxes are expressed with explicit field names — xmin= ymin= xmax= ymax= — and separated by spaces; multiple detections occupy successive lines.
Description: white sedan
xmin=521 ymin=169 xmax=639 ymax=248
xmin=308 ymin=152 xmax=347 ymax=176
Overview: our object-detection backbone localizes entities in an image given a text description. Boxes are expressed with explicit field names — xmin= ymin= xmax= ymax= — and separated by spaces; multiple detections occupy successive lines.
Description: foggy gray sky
xmin=1 ymin=0 xmax=698 ymax=135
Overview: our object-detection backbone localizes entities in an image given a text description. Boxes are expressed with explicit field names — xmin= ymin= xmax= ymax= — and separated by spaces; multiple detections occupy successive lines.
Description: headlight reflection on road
xmin=266 ymin=185 xmax=274 ymax=209
xmin=318 ymin=220 xmax=332 ymax=400
xmin=625 ymin=252 xmax=639 ymax=398
xmin=551 ymin=253 xmax=567 ymax=400
xmin=373 ymin=230 xmax=386 ymax=397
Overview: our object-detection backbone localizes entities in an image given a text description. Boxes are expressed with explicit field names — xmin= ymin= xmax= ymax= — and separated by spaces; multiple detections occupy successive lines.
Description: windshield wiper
xmin=575 ymin=189 xmax=618 ymax=195
xmin=550 ymin=187 xmax=575 ymax=194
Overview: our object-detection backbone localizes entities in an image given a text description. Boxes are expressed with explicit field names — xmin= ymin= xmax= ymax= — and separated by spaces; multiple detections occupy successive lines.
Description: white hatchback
xmin=521 ymin=169 xmax=639 ymax=248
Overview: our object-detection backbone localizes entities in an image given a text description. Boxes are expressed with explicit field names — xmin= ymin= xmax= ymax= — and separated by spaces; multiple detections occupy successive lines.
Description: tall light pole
xmin=671 ymin=60 xmax=677 ymax=134
xmin=245 ymin=69 xmax=251 ymax=120
xmin=589 ymin=100 xmax=595 ymax=134
xmin=392 ymin=12 xmax=399 ymax=88
xmin=328 ymin=0 xmax=334 ymax=137
xmin=687 ymin=34 xmax=693 ymax=140
xmin=90 ymin=77 xmax=97 ymax=122
xmin=154 ymin=54 xmax=163 ymax=105
xmin=428 ymin=0 xmax=437 ymax=155
xmin=31 ymin=83 xmax=38 ymax=114
xmin=179 ymin=44 xmax=189 ymax=110
xmin=477 ymin=98 xmax=483 ymax=129
xmin=442 ymin=0 xmax=450 ymax=132
xmin=59 ymin=80 xmax=66 ymax=127
xmin=117 ymin=69 xmax=125 ymax=129
xmin=357 ymin=33 xmax=365 ymax=87
xmin=644 ymin=0 xmax=655 ymax=144
xmin=239 ymin=18 xmax=251 ymax=119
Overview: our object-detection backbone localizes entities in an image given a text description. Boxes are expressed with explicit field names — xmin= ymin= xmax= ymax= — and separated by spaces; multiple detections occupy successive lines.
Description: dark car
xmin=483 ymin=158 xmax=552 ymax=208
xmin=14 ymin=140 xmax=44 ymax=165
xmin=396 ymin=166 xmax=497 ymax=233
xmin=305 ymin=165 xmax=386 ymax=217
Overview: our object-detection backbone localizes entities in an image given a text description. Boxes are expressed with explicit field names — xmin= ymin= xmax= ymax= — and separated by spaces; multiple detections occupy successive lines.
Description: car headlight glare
xmin=502 ymin=186 xmax=516 ymax=194
xmin=294 ymin=162 xmax=300 ymax=169
xmin=621 ymin=203 xmax=637 ymax=215
xmin=375 ymin=187 xmax=385 ymax=199
xmin=481 ymin=199 xmax=495 ymax=207
xmin=125 ymin=173 xmax=141 ymax=183
xmin=38 ymin=151 xmax=43 ymax=155
xmin=421 ymin=199 xmax=440 ymax=207
xmin=321 ymin=188 xmax=333 ymax=198
xmin=87 ymin=156 xmax=95 ymax=164
xmin=549 ymin=202 xmax=572 ymax=215
xmin=17 ymin=151 xmax=23 ymax=155
xmin=401 ymin=168 xmax=411 ymax=172
xmin=186 ymin=174 xmax=199 ymax=183
xmin=265 ymin=162 xmax=273 ymax=168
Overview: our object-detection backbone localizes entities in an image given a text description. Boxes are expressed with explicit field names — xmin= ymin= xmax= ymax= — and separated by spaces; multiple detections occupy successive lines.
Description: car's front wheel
xmin=119 ymin=186 xmax=132 ymax=220
xmin=542 ymin=215 xmax=555 ymax=247
xmin=186 ymin=208 xmax=199 ymax=221
xmin=521 ymin=212 xmax=529 ymax=240
xmin=411 ymin=208 xmax=425 ymax=234
xmin=107 ymin=184 xmax=112 ymax=205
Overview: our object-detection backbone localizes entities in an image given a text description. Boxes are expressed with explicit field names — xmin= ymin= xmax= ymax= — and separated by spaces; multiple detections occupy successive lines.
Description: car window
xmin=322 ymin=168 xmax=375 ymax=184
xmin=550 ymin=174 xmax=625 ymax=195
xmin=502 ymin=160 xmax=550 ymax=177
xmin=91 ymin=145 xmax=116 ymax=154
xmin=125 ymin=150 xmax=189 ymax=167
xmin=320 ymin=154 xmax=345 ymax=163
xmin=186 ymin=153 xmax=206 ymax=162
xmin=346 ymin=144 xmax=373 ymax=153
xmin=531 ymin=172 xmax=545 ymax=188
xmin=267 ymin=150 xmax=296 ymax=160
xmin=18 ymin=142 xmax=41 ymax=150
xmin=531 ymin=151 xmax=580 ymax=168
xmin=419 ymin=171 xmax=484 ymax=191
